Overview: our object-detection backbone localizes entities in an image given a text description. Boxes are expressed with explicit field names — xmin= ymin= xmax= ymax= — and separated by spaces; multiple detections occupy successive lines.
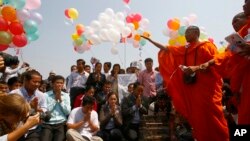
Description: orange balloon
xmin=167 ymin=18 xmax=180 ymax=31
xmin=134 ymin=34 xmax=141 ymax=41
xmin=76 ymin=24 xmax=84 ymax=31
xmin=133 ymin=22 xmax=139 ymax=30
xmin=1 ymin=6 xmax=17 ymax=22
xmin=143 ymin=31 xmax=151 ymax=38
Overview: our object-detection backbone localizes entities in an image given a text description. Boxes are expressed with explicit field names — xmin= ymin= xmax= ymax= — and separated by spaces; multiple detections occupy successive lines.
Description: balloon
xmin=89 ymin=34 xmax=101 ymax=45
xmin=143 ymin=31 xmax=151 ymax=38
xmin=17 ymin=9 xmax=30 ymax=22
xmin=98 ymin=13 xmax=110 ymax=24
xmin=0 ymin=44 xmax=9 ymax=51
xmin=99 ymin=29 xmax=109 ymax=42
xmin=167 ymin=18 xmax=180 ymax=31
xmin=27 ymin=31 xmax=39 ymax=41
xmin=64 ymin=9 xmax=70 ymax=19
xmin=30 ymin=12 xmax=43 ymax=25
xmin=134 ymin=34 xmax=141 ymax=41
xmin=139 ymin=38 xmax=146 ymax=46
xmin=176 ymin=36 xmax=186 ymax=46
xmin=134 ymin=13 xmax=142 ymax=22
xmin=1 ymin=6 xmax=17 ymax=22
xmin=126 ymin=15 xmax=133 ymax=23
xmin=115 ymin=12 xmax=125 ymax=21
xmin=9 ymin=0 xmax=26 ymax=10
xmin=0 ymin=17 xmax=8 ymax=31
xmin=188 ymin=13 xmax=197 ymax=23
xmin=9 ymin=22 xmax=24 ymax=35
xmin=90 ymin=20 xmax=101 ymax=30
xmin=76 ymin=24 xmax=84 ymax=31
xmin=0 ymin=0 xmax=2 ymax=5
xmin=75 ymin=45 xmax=85 ymax=54
xmin=76 ymin=24 xmax=85 ymax=35
xmin=178 ymin=26 xmax=187 ymax=36
xmin=12 ymin=34 xmax=27 ymax=47
xmin=25 ymin=0 xmax=41 ymax=10
xmin=121 ymin=27 xmax=131 ymax=37
xmin=140 ymin=18 xmax=150 ymax=28
xmin=208 ymin=37 xmax=214 ymax=43
xmin=71 ymin=33 xmax=79 ymax=41
xmin=168 ymin=38 xmax=177 ymax=46
xmin=169 ymin=30 xmax=178 ymax=39
xmin=133 ymin=22 xmax=139 ymax=30
xmin=107 ymin=28 xmax=120 ymax=43
xmin=133 ymin=40 xmax=139 ymax=48
xmin=105 ymin=8 xmax=114 ymax=17
xmin=111 ymin=47 xmax=118 ymax=55
xmin=182 ymin=17 xmax=190 ymax=26
xmin=0 ymin=31 xmax=12 ymax=45
xmin=24 ymin=20 xmax=38 ymax=34
xmin=68 ymin=8 xmax=79 ymax=20
xmin=74 ymin=38 xmax=83 ymax=46
xmin=123 ymin=0 xmax=130 ymax=4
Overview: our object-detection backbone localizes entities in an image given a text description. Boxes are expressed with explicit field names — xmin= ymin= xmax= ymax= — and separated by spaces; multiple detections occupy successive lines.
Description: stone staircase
xmin=139 ymin=115 xmax=170 ymax=141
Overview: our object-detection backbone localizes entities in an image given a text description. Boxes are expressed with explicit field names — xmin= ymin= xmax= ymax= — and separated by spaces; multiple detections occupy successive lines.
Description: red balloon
xmin=126 ymin=15 xmax=133 ymax=23
xmin=0 ymin=17 xmax=9 ymax=31
xmin=12 ymin=35 xmax=28 ymax=47
xmin=9 ymin=22 xmax=24 ymax=35
xmin=64 ymin=9 xmax=70 ymax=19
xmin=0 ymin=44 xmax=9 ymax=51
xmin=123 ymin=0 xmax=130 ymax=4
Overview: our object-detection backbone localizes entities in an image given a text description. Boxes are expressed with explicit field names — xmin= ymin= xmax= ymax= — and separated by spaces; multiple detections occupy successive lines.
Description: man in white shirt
xmin=66 ymin=96 xmax=102 ymax=141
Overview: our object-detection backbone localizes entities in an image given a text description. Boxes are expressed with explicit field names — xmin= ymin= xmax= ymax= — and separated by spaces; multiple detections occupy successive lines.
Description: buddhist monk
xmin=142 ymin=25 xmax=229 ymax=141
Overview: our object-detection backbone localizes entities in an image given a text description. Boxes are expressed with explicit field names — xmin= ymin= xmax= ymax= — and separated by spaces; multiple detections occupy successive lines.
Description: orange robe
xmin=158 ymin=41 xmax=229 ymax=141
xmin=230 ymin=20 xmax=250 ymax=125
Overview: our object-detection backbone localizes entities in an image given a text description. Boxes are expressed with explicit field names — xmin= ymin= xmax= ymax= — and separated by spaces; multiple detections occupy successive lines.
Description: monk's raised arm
xmin=141 ymin=35 xmax=168 ymax=51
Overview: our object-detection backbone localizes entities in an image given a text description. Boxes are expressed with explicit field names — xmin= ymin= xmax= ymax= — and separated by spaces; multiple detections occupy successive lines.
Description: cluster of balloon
xmin=70 ymin=7 xmax=150 ymax=55
xmin=64 ymin=8 xmax=78 ymax=24
xmin=0 ymin=0 xmax=42 ymax=51
xmin=163 ymin=14 xmax=213 ymax=46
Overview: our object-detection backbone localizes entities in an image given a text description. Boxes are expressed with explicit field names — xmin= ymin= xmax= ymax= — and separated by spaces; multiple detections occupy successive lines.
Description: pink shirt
xmin=138 ymin=69 xmax=157 ymax=98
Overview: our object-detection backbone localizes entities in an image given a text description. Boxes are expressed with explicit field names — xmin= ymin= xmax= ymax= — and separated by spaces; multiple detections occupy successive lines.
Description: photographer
xmin=0 ymin=94 xmax=40 ymax=141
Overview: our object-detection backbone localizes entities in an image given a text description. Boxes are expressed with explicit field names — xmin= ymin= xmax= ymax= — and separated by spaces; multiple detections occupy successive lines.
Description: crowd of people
xmin=0 ymin=1 xmax=249 ymax=141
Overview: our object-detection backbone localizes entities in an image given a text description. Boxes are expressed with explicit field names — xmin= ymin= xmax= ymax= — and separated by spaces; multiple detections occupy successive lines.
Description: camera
xmin=0 ymin=52 xmax=19 ymax=66
xmin=30 ymin=109 xmax=51 ymax=122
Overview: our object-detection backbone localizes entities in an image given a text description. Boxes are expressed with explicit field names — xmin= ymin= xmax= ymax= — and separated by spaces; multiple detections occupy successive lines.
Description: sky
xmin=5 ymin=0 xmax=243 ymax=79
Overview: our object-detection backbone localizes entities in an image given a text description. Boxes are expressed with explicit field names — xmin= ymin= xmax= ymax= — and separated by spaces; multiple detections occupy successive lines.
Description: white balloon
xmin=99 ymin=29 xmax=109 ymax=42
xmin=108 ymin=28 xmax=120 ymax=43
xmin=113 ymin=20 xmax=125 ymax=32
xmin=84 ymin=26 xmax=95 ymax=39
xmin=133 ymin=40 xmax=140 ymax=48
xmin=30 ymin=12 xmax=43 ymax=25
xmin=127 ymin=23 xmax=135 ymax=30
xmin=121 ymin=26 xmax=131 ymax=37
xmin=115 ymin=12 xmax=125 ymax=21
xmin=188 ymin=14 xmax=197 ymax=23
xmin=17 ymin=9 xmax=30 ymax=22
xmin=89 ymin=34 xmax=101 ymax=45
xmin=182 ymin=17 xmax=190 ymax=26
xmin=105 ymin=8 xmax=115 ymax=18
xmin=90 ymin=20 xmax=101 ymax=30
xmin=111 ymin=46 xmax=118 ymax=55
xmin=140 ymin=18 xmax=150 ymax=28
xmin=98 ymin=13 xmax=110 ymax=25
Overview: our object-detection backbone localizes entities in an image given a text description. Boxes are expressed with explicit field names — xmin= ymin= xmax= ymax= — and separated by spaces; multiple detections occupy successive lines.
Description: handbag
xmin=183 ymin=46 xmax=199 ymax=84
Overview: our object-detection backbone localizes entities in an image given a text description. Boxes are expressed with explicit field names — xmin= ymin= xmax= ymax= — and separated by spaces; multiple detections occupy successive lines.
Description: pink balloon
xmin=123 ymin=0 xmax=130 ymax=4
xmin=126 ymin=15 xmax=133 ymax=23
xmin=134 ymin=13 xmax=142 ymax=22
xmin=25 ymin=0 xmax=41 ymax=10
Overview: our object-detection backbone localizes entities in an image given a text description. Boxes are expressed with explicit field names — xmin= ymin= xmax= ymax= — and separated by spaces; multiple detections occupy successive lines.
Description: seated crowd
xmin=0 ymin=58 xmax=237 ymax=141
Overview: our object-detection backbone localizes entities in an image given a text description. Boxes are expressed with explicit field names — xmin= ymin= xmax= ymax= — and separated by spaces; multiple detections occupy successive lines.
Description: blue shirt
xmin=45 ymin=90 xmax=71 ymax=124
